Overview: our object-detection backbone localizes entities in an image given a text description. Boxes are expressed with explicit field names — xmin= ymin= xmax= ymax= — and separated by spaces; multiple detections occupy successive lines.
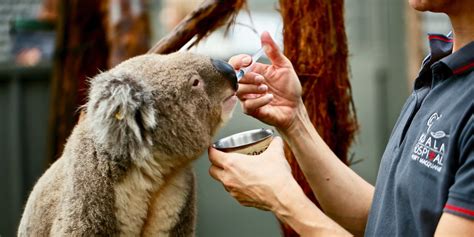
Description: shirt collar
xmin=440 ymin=40 xmax=474 ymax=76
xmin=423 ymin=33 xmax=474 ymax=76
xmin=426 ymin=33 xmax=453 ymax=65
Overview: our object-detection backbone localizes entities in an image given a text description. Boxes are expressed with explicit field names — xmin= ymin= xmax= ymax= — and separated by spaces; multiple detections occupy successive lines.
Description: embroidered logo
xmin=411 ymin=113 xmax=449 ymax=172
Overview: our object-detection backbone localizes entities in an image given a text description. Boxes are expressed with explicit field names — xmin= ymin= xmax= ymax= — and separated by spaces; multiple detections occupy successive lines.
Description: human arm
xmin=435 ymin=213 xmax=474 ymax=236
xmin=280 ymin=103 xmax=374 ymax=235
xmin=208 ymin=137 xmax=351 ymax=236
xmin=229 ymin=31 xmax=374 ymax=235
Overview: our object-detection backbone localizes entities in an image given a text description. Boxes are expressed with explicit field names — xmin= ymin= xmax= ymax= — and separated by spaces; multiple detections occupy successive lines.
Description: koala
xmin=18 ymin=52 xmax=238 ymax=236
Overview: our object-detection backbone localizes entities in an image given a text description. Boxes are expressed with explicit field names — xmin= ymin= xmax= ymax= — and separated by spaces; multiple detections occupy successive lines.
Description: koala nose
xmin=211 ymin=58 xmax=238 ymax=91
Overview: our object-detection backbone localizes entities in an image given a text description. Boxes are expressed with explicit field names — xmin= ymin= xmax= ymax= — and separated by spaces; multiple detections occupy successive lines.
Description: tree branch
xmin=147 ymin=0 xmax=246 ymax=54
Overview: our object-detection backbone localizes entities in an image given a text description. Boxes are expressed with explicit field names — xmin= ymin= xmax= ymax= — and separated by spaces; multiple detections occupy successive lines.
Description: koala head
xmin=86 ymin=52 xmax=238 ymax=162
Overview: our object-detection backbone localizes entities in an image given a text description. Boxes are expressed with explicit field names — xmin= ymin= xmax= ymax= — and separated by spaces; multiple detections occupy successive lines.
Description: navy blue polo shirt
xmin=365 ymin=34 xmax=474 ymax=236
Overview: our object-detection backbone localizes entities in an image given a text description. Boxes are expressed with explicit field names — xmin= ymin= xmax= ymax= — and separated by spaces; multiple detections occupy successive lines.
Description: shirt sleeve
xmin=444 ymin=114 xmax=474 ymax=219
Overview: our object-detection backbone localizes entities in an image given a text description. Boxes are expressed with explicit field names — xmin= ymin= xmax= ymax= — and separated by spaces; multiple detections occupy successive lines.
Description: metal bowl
xmin=213 ymin=128 xmax=274 ymax=150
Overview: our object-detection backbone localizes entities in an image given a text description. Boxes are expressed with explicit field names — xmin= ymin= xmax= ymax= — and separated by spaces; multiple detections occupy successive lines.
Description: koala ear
xmin=86 ymin=73 xmax=157 ymax=161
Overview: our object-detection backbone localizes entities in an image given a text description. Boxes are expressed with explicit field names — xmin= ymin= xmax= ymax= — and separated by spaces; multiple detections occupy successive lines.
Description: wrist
xmin=272 ymin=179 xmax=351 ymax=236
xmin=277 ymin=100 xmax=314 ymax=141
xmin=270 ymin=178 xmax=302 ymax=215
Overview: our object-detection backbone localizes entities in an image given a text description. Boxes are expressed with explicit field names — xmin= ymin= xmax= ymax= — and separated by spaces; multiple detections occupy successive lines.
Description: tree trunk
xmin=279 ymin=0 xmax=358 ymax=235
xmin=47 ymin=0 xmax=109 ymax=162
xmin=47 ymin=0 xmax=151 ymax=162
xmin=105 ymin=0 xmax=151 ymax=67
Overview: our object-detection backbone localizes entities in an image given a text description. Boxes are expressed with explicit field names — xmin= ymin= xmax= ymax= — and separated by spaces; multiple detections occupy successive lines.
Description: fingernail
xmin=258 ymin=84 xmax=268 ymax=92
xmin=242 ymin=56 xmax=251 ymax=64
xmin=267 ymin=93 xmax=273 ymax=100
xmin=255 ymin=75 xmax=264 ymax=83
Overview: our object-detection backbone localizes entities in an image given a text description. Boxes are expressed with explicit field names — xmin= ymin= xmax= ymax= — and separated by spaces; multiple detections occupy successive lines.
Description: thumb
xmin=260 ymin=31 xmax=290 ymax=67
xmin=265 ymin=136 xmax=285 ymax=154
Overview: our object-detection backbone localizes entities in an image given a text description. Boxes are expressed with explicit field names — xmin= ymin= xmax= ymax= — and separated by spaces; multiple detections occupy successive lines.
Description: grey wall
xmin=0 ymin=64 xmax=51 ymax=237
xmin=346 ymin=0 xmax=409 ymax=184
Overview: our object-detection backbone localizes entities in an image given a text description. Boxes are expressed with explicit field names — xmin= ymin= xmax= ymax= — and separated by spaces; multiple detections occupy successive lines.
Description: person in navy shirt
xmin=208 ymin=0 xmax=473 ymax=235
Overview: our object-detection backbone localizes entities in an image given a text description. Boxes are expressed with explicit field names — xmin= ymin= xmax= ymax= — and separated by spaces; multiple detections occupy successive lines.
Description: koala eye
xmin=192 ymin=79 xmax=200 ymax=87
xmin=189 ymin=75 xmax=202 ymax=89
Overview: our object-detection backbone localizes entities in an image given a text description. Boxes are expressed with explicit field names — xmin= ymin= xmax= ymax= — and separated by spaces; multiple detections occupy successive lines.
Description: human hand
xmin=208 ymin=136 xmax=296 ymax=211
xmin=229 ymin=31 xmax=304 ymax=131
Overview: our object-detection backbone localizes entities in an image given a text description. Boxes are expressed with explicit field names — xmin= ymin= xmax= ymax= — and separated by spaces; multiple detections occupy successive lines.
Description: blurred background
xmin=0 ymin=0 xmax=451 ymax=236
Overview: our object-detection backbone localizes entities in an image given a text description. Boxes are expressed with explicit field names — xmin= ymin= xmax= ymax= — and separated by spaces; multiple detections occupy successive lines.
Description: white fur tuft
xmin=86 ymin=73 xmax=157 ymax=161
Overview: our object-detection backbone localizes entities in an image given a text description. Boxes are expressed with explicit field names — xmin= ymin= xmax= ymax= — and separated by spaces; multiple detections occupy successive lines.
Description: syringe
xmin=236 ymin=46 xmax=266 ymax=81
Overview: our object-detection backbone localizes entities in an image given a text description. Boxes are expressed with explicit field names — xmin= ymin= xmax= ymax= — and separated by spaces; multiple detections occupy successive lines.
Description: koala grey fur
xmin=18 ymin=52 xmax=238 ymax=236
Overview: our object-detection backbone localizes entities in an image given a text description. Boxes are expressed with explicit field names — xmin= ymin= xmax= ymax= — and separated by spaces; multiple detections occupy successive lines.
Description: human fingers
xmin=228 ymin=54 xmax=252 ymax=70
xmin=238 ymin=72 xmax=265 ymax=85
xmin=236 ymin=84 xmax=268 ymax=98
xmin=246 ymin=62 xmax=269 ymax=76
xmin=208 ymin=147 xmax=230 ymax=169
xmin=237 ymin=73 xmax=268 ymax=100
xmin=260 ymin=31 xmax=291 ymax=67
xmin=241 ymin=93 xmax=274 ymax=115
xmin=265 ymin=136 xmax=284 ymax=153
xmin=258 ymin=136 xmax=286 ymax=161
xmin=208 ymin=165 xmax=225 ymax=182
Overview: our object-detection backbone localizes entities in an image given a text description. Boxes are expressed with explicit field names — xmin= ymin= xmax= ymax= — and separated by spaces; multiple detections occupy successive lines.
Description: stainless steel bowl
xmin=213 ymin=128 xmax=274 ymax=150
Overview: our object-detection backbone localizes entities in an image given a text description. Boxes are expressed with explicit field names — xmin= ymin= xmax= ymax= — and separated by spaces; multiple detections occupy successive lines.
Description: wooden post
xmin=279 ymin=0 xmax=358 ymax=235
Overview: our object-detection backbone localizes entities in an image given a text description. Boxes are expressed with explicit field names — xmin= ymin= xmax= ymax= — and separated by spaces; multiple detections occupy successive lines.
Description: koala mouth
xmin=221 ymin=92 xmax=238 ymax=113
xmin=223 ymin=92 xmax=237 ymax=102
xmin=221 ymin=92 xmax=237 ymax=123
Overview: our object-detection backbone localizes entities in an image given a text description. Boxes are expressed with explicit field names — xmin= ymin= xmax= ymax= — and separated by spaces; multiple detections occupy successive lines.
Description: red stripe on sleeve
xmin=428 ymin=35 xmax=454 ymax=42
xmin=453 ymin=61 xmax=474 ymax=75
xmin=444 ymin=204 xmax=474 ymax=217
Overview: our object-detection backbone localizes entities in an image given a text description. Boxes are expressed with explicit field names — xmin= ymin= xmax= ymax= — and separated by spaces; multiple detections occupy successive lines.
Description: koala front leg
xmin=141 ymin=167 xmax=196 ymax=237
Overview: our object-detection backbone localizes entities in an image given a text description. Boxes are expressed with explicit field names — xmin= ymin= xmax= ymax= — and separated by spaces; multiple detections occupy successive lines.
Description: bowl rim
xmin=213 ymin=128 xmax=274 ymax=149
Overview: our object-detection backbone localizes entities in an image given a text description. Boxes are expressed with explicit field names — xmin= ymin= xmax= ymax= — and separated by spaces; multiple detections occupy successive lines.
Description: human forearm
xmin=228 ymin=32 xmax=372 ymax=234
xmin=278 ymin=102 xmax=374 ymax=235
xmin=273 ymin=178 xmax=351 ymax=236
xmin=209 ymin=136 xmax=351 ymax=235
